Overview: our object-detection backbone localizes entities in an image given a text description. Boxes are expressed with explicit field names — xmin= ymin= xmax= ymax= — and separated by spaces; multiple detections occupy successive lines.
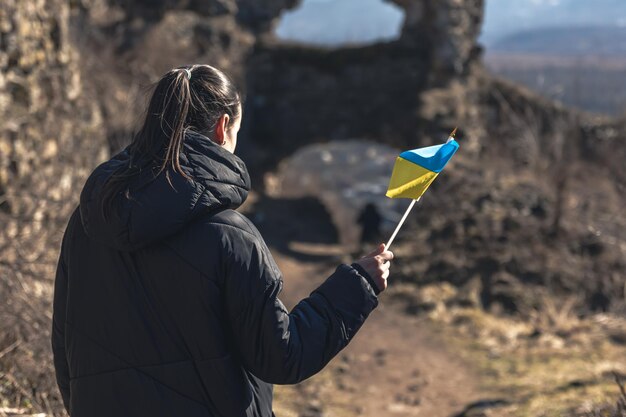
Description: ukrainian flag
xmin=386 ymin=138 xmax=459 ymax=199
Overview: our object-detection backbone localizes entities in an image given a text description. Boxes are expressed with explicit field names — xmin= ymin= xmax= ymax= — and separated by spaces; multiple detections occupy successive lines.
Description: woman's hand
xmin=353 ymin=243 xmax=394 ymax=294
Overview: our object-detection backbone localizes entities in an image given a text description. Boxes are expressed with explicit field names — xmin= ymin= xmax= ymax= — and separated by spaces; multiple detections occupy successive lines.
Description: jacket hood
xmin=79 ymin=130 xmax=251 ymax=251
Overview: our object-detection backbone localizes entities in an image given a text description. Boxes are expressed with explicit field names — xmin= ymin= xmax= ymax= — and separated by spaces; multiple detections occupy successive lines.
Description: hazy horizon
xmin=275 ymin=0 xmax=626 ymax=49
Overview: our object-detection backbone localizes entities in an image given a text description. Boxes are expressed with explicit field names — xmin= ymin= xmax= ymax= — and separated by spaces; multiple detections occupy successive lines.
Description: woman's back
xmin=55 ymin=131 xmax=267 ymax=416
xmin=53 ymin=131 xmax=381 ymax=416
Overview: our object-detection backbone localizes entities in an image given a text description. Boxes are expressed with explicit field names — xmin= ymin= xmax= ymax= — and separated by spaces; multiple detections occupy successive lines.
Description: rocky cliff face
xmin=0 ymin=0 xmax=105 ymax=262
xmin=0 ymin=0 xmax=101 ymax=210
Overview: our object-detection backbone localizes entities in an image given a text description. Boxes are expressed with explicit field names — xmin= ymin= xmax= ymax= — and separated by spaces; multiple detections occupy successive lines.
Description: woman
xmin=52 ymin=64 xmax=393 ymax=417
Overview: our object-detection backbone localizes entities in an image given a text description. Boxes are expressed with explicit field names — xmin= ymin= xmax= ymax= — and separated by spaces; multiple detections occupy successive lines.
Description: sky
xmin=482 ymin=0 xmax=626 ymax=45
xmin=275 ymin=0 xmax=626 ymax=48
xmin=274 ymin=0 xmax=404 ymax=46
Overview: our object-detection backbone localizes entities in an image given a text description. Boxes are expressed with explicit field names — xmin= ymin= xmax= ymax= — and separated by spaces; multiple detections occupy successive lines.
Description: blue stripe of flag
xmin=399 ymin=140 xmax=459 ymax=173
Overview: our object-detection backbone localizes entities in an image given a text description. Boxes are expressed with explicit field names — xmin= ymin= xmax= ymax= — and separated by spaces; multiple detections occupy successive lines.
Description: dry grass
xmin=0 ymin=209 xmax=67 ymax=416
xmin=388 ymin=281 xmax=626 ymax=417
xmin=581 ymin=374 xmax=626 ymax=417
xmin=523 ymin=294 xmax=586 ymax=339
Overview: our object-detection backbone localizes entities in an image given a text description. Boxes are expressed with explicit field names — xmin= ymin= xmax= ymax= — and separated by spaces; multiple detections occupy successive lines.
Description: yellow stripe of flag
xmin=385 ymin=157 xmax=439 ymax=199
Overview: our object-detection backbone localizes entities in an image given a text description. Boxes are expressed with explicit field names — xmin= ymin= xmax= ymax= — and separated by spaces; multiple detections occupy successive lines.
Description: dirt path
xmin=271 ymin=250 xmax=487 ymax=417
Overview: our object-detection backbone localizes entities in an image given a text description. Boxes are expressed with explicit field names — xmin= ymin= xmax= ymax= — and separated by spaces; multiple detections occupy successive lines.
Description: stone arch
xmin=243 ymin=0 xmax=485 ymax=170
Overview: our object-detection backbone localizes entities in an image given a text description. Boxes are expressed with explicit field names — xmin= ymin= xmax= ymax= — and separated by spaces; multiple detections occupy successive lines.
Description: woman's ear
xmin=213 ymin=113 xmax=230 ymax=146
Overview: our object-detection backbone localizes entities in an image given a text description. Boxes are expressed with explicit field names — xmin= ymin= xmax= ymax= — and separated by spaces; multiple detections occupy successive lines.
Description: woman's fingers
xmin=353 ymin=243 xmax=394 ymax=294
xmin=374 ymin=251 xmax=394 ymax=264
xmin=363 ymin=243 xmax=385 ymax=259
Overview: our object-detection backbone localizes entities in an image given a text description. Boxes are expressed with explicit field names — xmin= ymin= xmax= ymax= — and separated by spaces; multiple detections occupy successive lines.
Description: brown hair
xmin=101 ymin=64 xmax=241 ymax=219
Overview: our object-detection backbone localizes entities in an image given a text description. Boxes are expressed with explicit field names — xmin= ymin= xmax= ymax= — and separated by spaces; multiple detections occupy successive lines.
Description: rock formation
xmin=245 ymin=0 xmax=487 ymax=168
xmin=0 ymin=0 xmax=105 ymax=262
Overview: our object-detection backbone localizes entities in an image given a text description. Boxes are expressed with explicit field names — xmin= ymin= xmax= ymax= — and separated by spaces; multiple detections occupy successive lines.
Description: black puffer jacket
xmin=51 ymin=131 xmax=379 ymax=417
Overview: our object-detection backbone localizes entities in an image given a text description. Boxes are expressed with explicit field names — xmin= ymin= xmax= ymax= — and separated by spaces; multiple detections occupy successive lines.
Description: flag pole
xmin=386 ymin=197 xmax=419 ymax=250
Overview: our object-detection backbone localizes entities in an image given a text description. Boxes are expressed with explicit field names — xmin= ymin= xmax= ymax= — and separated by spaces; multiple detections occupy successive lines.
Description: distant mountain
xmin=489 ymin=26 xmax=626 ymax=56
xmin=482 ymin=0 xmax=626 ymax=45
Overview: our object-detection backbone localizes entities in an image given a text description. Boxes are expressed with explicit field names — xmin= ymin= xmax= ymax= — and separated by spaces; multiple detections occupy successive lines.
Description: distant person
xmin=51 ymin=65 xmax=393 ymax=417
xmin=357 ymin=202 xmax=383 ymax=244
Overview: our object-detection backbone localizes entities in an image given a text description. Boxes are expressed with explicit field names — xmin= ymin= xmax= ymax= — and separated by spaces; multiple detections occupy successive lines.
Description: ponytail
xmin=156 ymin=68 xmax=193 ymax=184
xmin=101 ymin=65 xmax=241 ymax=220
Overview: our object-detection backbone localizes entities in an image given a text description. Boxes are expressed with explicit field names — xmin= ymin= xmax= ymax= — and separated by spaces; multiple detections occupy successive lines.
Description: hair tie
xmin=184 ymin=68 xmax=192 ymax=80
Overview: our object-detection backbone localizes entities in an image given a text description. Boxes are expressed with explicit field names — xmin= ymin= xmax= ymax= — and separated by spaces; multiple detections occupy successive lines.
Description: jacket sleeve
xmin=51 ymin=215 xmax=73 ymax=411
xmin=221 ymin=226 xmax=379 ymax=385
